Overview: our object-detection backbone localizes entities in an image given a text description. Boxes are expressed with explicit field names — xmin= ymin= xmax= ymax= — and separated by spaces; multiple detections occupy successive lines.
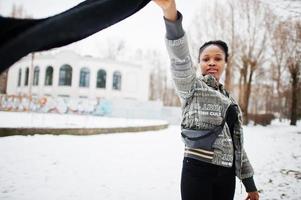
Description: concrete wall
xmin=0 ymin=95 xmax=182 ymax=125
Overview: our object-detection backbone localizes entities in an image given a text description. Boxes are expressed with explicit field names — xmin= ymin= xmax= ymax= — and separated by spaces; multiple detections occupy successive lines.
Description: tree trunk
xmin=290 ymin=70 xmax=298 ymax=125
xmin=243 ymin=69 xmax=254 ymax=124
xmin=224 ymin=59 xmax=233 ymax=92
xmin=0 ymin=69 xmax=8 ymax=94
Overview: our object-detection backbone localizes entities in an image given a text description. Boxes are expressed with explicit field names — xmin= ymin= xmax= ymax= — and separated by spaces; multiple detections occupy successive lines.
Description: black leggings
xmin=181 ymin=157 xmax=236 ymax=200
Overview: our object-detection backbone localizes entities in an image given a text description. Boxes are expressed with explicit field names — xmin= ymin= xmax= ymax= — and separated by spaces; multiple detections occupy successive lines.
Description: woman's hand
xmin=245 ymin=191 xmax=259 ymax=200
xmin=152 ymin=0 xmax=177 ymax=21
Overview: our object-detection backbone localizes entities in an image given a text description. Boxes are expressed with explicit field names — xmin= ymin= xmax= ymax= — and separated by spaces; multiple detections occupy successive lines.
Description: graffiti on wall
xmin=0 ymin=95 xmax=112 ymax=116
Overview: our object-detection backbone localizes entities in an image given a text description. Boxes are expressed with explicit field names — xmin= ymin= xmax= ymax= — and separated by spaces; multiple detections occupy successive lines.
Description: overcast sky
xmin=0 ymin=0 xmax=299 ymax=58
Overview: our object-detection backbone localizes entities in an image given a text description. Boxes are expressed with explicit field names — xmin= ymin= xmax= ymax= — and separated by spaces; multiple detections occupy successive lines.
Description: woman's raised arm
xmin=153 ymin=0 xmax=196 ymax=101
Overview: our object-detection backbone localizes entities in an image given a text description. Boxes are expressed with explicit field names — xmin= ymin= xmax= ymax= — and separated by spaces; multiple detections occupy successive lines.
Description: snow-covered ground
xmin=0 ymin=111 xmax=167 ymax=128
xmin=0 ymin=113 xmax=300 ymax=200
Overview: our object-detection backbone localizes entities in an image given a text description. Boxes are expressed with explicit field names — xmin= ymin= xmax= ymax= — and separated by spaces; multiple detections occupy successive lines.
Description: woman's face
xmin=199 ymin=45 xmax=226 ymax=81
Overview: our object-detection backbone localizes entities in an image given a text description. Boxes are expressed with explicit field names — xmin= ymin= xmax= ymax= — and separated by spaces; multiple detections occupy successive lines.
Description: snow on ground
xmin=0 ymin=113 xmax=300 ymax=200
xmin=0 ymin=111 xmax=167 ymax=128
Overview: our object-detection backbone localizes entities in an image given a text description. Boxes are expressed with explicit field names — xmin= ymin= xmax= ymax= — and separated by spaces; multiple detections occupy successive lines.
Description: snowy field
xmin=0 ymin=114 xmax=300 ymax=200
xmin=0 ymin=111 xmax=167 ymax=128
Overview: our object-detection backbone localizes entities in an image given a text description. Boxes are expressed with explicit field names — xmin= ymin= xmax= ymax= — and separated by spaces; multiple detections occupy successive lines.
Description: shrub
xmin=249 ymin=113 xmax=275 ymax=126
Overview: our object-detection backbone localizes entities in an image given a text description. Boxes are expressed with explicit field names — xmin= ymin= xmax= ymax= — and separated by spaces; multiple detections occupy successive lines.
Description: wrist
xmin=162 ymin=4 xmax=177 ymax=21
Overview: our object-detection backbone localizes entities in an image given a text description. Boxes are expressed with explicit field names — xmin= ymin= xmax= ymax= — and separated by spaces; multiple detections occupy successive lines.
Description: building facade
xmin=6 ymin=51 xmax=150 ymax=101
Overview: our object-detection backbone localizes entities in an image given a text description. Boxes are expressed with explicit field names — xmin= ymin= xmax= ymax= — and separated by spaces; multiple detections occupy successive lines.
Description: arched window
xmin=112 ymin=71 xmax=122 ymax=90
xmin=33 ymin=66 xmax=40 ymax=86
xmin=96 ymin=69 xmax=106 ymax=88
xmin=45 ymin=66 xmax=53 ymax=86
xmin=79 ymin=67 xmax=90 ymax=87
xmin=59 ymin=64 xmax=72 ymax=86
xmin=24 ymin=67 xmax=29 ymax=86
xmin=17 ymin=68 xmax=22 ymax=87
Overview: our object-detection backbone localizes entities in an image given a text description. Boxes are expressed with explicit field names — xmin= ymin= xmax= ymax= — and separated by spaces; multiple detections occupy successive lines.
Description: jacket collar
xmin=203 ymin=74 xmax=222 ymax=90
xmin=202 ymin=74 xmax=229 ymax=97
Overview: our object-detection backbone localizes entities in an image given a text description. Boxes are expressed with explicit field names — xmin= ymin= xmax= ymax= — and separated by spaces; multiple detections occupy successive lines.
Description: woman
xmin=153 ymin=0 xmax=260 ymax=200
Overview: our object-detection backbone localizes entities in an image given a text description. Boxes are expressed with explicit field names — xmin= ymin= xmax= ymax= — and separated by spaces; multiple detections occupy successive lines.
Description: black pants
xmin=181 ymin=157 xmax=236 ymax=200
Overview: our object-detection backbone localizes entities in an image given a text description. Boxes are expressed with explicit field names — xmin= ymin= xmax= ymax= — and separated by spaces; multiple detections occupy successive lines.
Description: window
xmin=96 ymin=69 xmax=106 ymax=88
xmin=33 ymin=66 xmax=40 ymax=86
xmin=17 ymin=68 xmax=22 ymax=87
xmin=45 ymin=66 xmax=53 ymax=86
xmin=112 ymin=71 xmax=122 ymax=90
xmin=24 ymin=67 xmax=29 ymax=86
xmin=59 ymin=64 xmax=72 ymax=86
xmin=79 ymin=67 xmax=90 ymax=87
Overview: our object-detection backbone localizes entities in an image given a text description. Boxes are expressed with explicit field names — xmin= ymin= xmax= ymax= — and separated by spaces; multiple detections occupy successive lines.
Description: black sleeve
xmin=226 ymin=104 xmax=238 ymax=137
xmin=242 ymin=176 xmax=258 ymax=192
xmin=0 ymin=0 xmax=151 ymax=73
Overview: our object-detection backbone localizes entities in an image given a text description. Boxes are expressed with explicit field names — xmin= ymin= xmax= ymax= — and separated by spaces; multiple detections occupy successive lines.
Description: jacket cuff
xmin=163 ymin=11 xmax=185 ymax=40
xmin=242 ymin=176 xmax=257 ymax=192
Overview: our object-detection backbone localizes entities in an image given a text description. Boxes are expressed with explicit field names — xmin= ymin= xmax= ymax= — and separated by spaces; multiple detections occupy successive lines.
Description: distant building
xmin=6 ymin=51 xmax=150 ymax=101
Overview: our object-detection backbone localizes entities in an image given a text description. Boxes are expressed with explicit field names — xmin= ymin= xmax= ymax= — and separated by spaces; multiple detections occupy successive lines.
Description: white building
xmin=6 ymin=51 xmax=150 ymax=101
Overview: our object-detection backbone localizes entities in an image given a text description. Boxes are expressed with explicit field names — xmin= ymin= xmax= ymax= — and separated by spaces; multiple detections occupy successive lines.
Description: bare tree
xmin=188 ymin=0 xmax=270 ymax=124
xmin=265 ymin=9 xmax=300 ymax=121
xmin=266 ymin=7 xmax=300 ymax=125
xmin=137 ymin=48 xmax=181 ymax=106
xmin=188 ymin=0 xmax=238 ymax=92
xmin=286 ymin=20 xmax=301 ymax=125
xmin=224 ymin=0 xmax=237 ymax=92
xmin=141 ymin=49 xmax=166 ymax=101
xmin=278 ymin=0 xmax=301 ymax=19
xmin=104 ymin=39 xmax=126 ymax=60
xmin=267 ymin=19 xmax=285 ymax=116
xmin=235 ymin=0 xmax=268 ymax=124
